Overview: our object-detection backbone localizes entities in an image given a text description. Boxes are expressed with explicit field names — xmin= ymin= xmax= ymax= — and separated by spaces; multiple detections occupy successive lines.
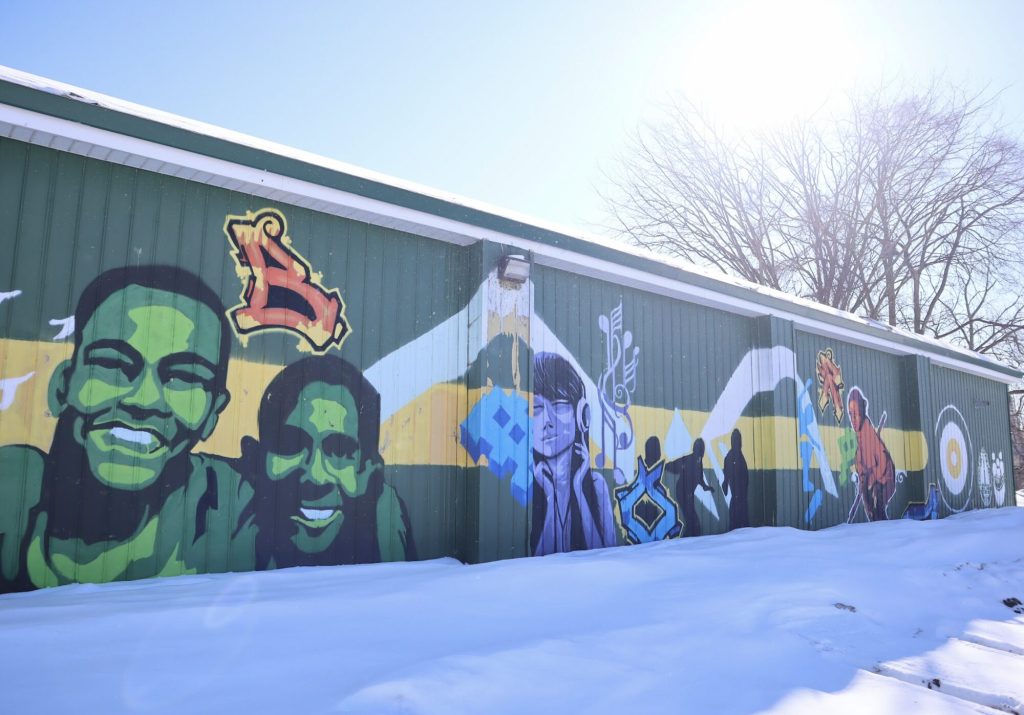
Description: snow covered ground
xmin=2 ymin=508 xmax=1022 ymax=715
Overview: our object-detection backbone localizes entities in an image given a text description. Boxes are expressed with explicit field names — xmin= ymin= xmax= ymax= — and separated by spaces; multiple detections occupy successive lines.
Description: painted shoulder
xmin=376 ymin=483 xmax=414 ymax=562
xmin=0 ymin=445 xmax=46 ymax=585
xmin=193 ymin=452 xmax=254 ymax=506
xmin=190 ymin=453 xmax=256 ymax=573
xmin=0 ymin=445 xmax=45 ymax=526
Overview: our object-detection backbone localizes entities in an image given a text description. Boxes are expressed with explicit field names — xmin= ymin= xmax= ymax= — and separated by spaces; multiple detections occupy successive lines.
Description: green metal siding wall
xmin=1 ymin=126 xmax=1018 ymax=594
xmin=927 ymin=366 xmax=1016 ymax=513
xmin=0 ymin=137 xmax=473 ymax=591
xmin=532 ymin=264 xmax=764 ymax=542
xmin=793 ymin=331 xmax=918 ymax=526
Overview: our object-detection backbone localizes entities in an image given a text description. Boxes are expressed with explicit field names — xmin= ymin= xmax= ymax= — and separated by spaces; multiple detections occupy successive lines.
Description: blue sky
xmin=2 ymin=0 xmax=1023 ymax=235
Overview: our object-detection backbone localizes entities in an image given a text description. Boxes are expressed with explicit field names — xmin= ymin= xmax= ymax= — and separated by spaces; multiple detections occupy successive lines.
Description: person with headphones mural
xmin=531 ymin=352 xmax=617 ymax=556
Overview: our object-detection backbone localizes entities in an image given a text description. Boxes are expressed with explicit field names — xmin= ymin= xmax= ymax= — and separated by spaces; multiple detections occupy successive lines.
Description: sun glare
xmin=680 ymin=0 xmax=864 ymax=131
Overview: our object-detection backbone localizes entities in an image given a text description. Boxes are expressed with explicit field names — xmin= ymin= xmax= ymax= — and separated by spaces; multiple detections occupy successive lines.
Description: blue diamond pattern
xmin=460 ymin=388 xmax=531 ymax=506
xmin=493 ymin=406 xmax=510 ymax=428
xmin=509 ymin=423 xmax=525 ymax=445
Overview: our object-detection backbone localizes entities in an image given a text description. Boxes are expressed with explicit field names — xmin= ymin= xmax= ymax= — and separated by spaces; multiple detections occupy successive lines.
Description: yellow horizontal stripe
xmin=0 ymin=339 xmax=926 ymax=471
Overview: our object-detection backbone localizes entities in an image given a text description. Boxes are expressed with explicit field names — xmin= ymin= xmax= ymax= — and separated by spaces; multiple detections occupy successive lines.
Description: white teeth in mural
xmin=300 ymin=508 xmax=337 ymax=521
xmin=109 ymin=427 xmax=155 ymax=445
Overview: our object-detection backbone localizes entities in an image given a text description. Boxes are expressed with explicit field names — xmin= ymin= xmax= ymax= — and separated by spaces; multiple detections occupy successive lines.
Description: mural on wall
xmin=992 ymin=452 xmax=1007 ymax=507
xmin=0 ymin=372 xmax=34 ymax=411
xmin=798 ymin=377 xmax=829 ymax=523
xmin=459 ymin=270 xmax=534 ymax=507
xmin=0 ymin=266 xmax=254 ymax=589
xmin=615 ymin=436 xmax=681 ymax=544
xmin=935 ymin=404 xmax=973 ymax=513
xmin=903 ymin=484 xmax=940 ymax=520
xmin=596 ymin=301 xmax=640 ymax=485
xmin=0 ymin=209 xmax=418 ymax=593
xmin=978 ymin=448 xmax=993 ymax=508
xmin=225 ymin=208 xmax=349 ymax=353
xmin=240 ymin=356 xmax=416 ymax=569
xmin=1 ymin=191 xmax=1013 ymax=592
xmin=530 ymin=352 xmax=616 ymax=556
xmin=846 ymin=386 xmax=897 ymax=522
xmin=721 ymin=429 xmax=750 ymax=529
xmin=816 ymin=348 xmax=845 ymax=422
xmin=802 ymin=347 xmax=927 ymax=525
xmin=461 ymin=387 xmax=532 ymax=506
xmin=667 ymin=438 xmax=714 ymax=537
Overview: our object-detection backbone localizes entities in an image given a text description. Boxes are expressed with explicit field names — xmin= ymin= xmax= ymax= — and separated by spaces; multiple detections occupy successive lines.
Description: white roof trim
xmin=0 ymin=89 xmax=1017 ymax=386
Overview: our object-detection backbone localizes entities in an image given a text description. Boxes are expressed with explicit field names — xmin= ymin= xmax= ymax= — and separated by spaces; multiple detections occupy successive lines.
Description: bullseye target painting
xmin=934 ymin=405 xmax=974 ymax=513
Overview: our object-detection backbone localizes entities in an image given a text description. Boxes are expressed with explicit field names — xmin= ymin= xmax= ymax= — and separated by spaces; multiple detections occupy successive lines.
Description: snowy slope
xmin=1 ymin=509 xmax=1022 ymax=715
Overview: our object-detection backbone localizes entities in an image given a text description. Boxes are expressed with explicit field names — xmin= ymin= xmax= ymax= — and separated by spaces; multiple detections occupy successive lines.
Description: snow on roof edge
xmin=0 ymin=65 xmax=1017 ymax=378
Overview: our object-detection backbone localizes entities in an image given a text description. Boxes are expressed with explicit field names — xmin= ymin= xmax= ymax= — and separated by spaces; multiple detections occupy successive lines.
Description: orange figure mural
xmin=847 ymin=387 xmax=896 ymax=522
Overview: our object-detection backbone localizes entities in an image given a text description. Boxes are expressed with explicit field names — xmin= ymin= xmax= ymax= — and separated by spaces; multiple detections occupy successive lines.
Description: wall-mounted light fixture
xmin=498 ymin=254 xmax=531 ymax=284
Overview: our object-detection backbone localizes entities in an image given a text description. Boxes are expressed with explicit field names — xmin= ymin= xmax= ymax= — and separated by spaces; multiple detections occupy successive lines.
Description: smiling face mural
xmin=0 ymin=266 xmax=251 ymax=590
xmin=54 ymin=283 xmax=228 ymax=490
xmin=247 ymin=356 xmax=415 ymax=568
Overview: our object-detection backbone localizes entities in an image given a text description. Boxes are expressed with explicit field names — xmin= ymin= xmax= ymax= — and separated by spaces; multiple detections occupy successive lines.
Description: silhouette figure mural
xmin=722 ymin=429 xmax=749 ymax=529
xmin=668 ymin=438 xmax=714 ymax=537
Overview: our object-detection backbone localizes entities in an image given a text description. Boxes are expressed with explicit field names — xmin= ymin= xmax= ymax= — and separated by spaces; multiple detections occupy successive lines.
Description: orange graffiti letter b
xmin=225 ymin=208 xmax=349 ymax=352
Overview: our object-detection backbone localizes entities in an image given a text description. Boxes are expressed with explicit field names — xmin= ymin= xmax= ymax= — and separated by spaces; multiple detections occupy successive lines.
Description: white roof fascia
xmin=0 ymin=81 xmax=1018 ymax=386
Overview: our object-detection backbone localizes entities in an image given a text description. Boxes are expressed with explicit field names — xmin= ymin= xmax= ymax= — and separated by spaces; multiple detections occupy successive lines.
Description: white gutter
xmin=0 ymin=82 xmax=1017 ymax=386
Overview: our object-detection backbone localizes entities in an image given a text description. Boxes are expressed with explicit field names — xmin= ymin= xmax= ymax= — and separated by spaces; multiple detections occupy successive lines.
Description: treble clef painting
xmin=596 ymin=301 xmax=640 ymax=484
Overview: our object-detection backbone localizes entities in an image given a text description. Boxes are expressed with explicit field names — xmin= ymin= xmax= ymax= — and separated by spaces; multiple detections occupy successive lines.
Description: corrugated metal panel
xmin=0 ymin=137 xmax=471 ymax=591
xmin=792 ymin=331 xmax=915 ymax=527
xmin=531 ymin=264 xmax=756 ymax=547
xmin=2 ymin=129 xmax=1018 ymax=594
xmin=928 ymin=366 xmax=1016 ymax=513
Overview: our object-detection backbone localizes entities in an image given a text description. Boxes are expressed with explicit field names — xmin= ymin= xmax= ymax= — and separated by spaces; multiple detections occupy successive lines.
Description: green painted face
xmin=57 ymin=284 xmax=227 ymax=490
xmin=263 ymin=381 xmax=374 ymax=554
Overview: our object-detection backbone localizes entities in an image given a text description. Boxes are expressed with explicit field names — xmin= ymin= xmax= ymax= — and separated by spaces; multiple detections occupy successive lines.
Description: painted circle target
xmin=977 ymin=448 xmax=992 ymax=507
xmin=934 ymin=405 xmax=973 ymax=513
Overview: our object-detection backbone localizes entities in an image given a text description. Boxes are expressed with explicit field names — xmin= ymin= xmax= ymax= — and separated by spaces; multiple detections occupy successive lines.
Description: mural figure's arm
xmin=204 ymin=453 xmax=258 ymax=573
xmin=853 ymin=438 xmax=871 ymax=486
xmin=532 ymin=462 xmax=556 ymax=555
xmin=866 ymin=436 xmax=886 ymax=487
xmin=588 ymin=472 xmax=618 ymax=548
xmin=376 ymin=483 xmax=417 ymax=562
xmin=698 ymin=465 xmax=713 ymax=493
xmin=0 ymin=446 xmax=45 ymax=588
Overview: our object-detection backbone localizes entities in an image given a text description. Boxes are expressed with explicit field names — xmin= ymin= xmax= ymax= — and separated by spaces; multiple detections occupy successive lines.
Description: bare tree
xmin=605 ymin=84 xmax=1024 ymax=353
xmin=605 ymin=84 xmax=1024 ymax=490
